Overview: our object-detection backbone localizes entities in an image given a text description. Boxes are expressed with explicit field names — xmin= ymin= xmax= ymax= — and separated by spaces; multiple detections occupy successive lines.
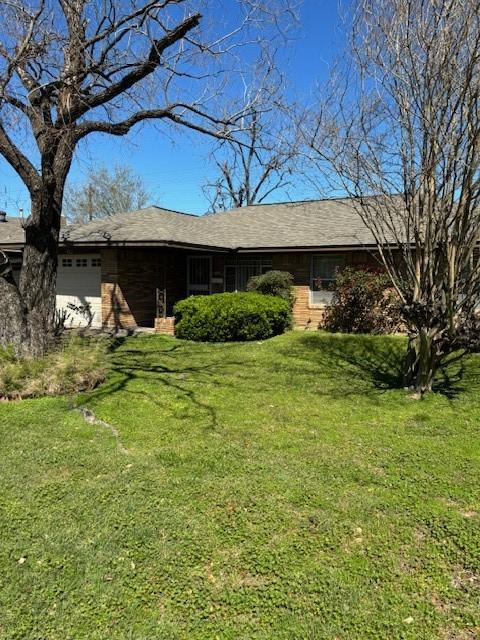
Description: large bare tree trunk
xmin=19 ymin=188 xmax=62 ymax=357
xmin=0 ymin=184 xmax=62 ymax=358
xmin=0 ymin=257 xmax=27 ymax=353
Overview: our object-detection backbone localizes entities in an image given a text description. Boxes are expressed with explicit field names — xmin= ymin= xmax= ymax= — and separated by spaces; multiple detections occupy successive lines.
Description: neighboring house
xmin=0 ymin=199 xmax=379 ymax=332
xmin=0 ymin=214 xmax=24 ymax=279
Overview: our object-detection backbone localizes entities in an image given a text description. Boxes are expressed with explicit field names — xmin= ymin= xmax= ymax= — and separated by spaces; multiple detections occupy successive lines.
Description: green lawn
xmin=0 ymin=332 xmax=479 ymax=639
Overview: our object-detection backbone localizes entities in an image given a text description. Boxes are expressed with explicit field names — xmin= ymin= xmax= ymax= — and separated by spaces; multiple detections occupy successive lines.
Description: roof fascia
xmin=235 ymin=244 xmax=382 ymax=253
xmin=59 ymin=240 xmax=231 ymax=252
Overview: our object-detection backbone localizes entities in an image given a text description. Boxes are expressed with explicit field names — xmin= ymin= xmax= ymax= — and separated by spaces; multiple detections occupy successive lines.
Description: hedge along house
xmin=0 ymin=199 xmax=380 ymax=333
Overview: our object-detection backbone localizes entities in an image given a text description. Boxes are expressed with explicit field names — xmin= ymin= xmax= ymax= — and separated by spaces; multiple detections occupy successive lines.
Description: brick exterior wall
xmin=155 ymin=317 xmax=175 ymax=334
xmin=99 ymin=247 xmax=378 ymax=332
xmin=271 ymin=251 xmax=378 ymax=329
xmin=101 ymin=247 xmax=188 ymax=329
xmin=291 ymin=285 xmax=325 ymax=329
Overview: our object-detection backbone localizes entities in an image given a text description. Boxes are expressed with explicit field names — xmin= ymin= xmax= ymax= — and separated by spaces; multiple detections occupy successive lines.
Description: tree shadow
xmin=289 ymin=333 xmax=403 ymax=395
xmin=433 ymin=356 xmax=480 ymax=400
xmin=79 ymin=337 xmax=244 ymax=431
xmin=105 ymin=334 xmax=183 ymax=355
xmin=290 ymin=332 xmax=470 ymax=399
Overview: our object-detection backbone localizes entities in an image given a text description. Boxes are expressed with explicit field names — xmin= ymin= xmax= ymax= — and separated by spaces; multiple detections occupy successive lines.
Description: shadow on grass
xmin=283 ymin=332 xmax=404 ymax=396
xmin=79 ymin=333 xmax=477 ymax=435
xmin=289 ymin=332 xmax=471 ymax=399
xmin=79 ymin=336 xmax=244 ymax=430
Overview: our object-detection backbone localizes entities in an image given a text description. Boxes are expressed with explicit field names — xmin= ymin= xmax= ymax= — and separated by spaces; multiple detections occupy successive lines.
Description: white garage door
xmin=56 ymin=254 xmax=102 ymax=328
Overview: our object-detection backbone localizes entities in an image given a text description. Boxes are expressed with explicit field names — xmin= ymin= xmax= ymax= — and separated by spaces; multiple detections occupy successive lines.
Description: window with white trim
xmin=310 ymin=254 xmax=345 ymax=305
xmin=76 ymin=258 xmax=88 ymax=267
xmin=62 ymin=258 xmax=73 ymax=267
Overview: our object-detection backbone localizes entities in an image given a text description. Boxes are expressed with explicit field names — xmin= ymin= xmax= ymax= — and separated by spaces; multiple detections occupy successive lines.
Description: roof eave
xmin=2 ymin=240 xmax=388 ymax=253
xmin=59 ymin=238 xmax=232 ymax=252
xmin=235 ymin=243 xmax=382 ymax=253
xmin=0 ymin=243 xmax=25 ymax=251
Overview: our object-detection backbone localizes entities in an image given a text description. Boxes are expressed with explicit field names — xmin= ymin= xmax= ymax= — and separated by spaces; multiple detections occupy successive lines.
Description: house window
xmin=91 ymin=257 xmax=101 ymax=267
xmin=224 ymin=257 xmax=273 ymax=292
xmin=310 ymin=254 xmax=345 ymax=305
xmin=76 ymin=258 xmax=88 ymax=267
xmin=62 ymin=258 xmax=73 ymax=267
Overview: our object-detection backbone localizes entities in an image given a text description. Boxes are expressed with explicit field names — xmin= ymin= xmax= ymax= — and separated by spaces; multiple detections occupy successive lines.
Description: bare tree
xmin=64 ymin=164 xmax=150 ymax=223
xmin=306 ymin=0 xmax=480 ymax=396
xmin=203 ymin=62 xmax=298 ymax=212
xmin=0 ymin=0 xmax=295 ymax=356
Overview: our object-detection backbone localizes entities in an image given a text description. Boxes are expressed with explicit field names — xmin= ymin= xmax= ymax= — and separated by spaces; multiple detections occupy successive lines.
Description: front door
xmin=187 ymin=256 xmax=211 ymax=296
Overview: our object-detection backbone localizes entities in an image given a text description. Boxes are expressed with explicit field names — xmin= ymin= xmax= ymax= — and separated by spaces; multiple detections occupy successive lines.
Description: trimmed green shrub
xmin=247 ymin=270 xmax=295 ymax=306
xmin=322 ymin=266 xmax=402 ymax=334
xmin=174 ymin=292 xmax=291 ymax=342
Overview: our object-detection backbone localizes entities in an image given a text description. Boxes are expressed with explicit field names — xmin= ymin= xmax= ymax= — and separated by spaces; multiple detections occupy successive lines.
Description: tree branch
xmin=63 ymin=12 xmax=201 ymax=123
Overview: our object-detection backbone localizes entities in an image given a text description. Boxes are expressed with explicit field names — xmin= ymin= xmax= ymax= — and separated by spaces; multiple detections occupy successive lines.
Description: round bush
xmin=246 ymin=270 xmax=295 ymax=306
xmin=174 ymin=292 xmax=292 ymax=342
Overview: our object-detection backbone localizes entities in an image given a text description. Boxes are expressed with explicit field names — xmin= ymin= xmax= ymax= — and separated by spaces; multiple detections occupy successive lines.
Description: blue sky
xmin=0 ymin=1 xmax=346 ymax=217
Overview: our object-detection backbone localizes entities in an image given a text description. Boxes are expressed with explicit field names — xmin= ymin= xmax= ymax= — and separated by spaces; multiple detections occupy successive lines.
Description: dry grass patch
xmin=0 ymin=334 xmax=108 ymax=400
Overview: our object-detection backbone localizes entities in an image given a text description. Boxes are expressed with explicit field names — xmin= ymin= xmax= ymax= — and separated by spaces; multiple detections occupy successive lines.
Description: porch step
xmin=155 ymin=316 xmax=175 ymax=335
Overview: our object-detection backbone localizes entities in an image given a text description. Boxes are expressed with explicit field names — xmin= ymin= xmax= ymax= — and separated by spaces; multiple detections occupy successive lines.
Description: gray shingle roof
xmin=0 ymin=200 xmax=380 ymax=250
xmin=60 ymin=199 xmax=376 ymax=250
xmin=202 ymin=199 xmax=376 ymax=248
xmin=0 ymin=217 xmax=25 ymax=247
xmin=60 ymin=206 xmax=215 ymax=247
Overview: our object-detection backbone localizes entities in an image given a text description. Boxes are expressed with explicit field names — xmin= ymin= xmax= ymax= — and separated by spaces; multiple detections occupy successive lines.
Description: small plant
xmin=53 ymin=307 xmax=71 ymax=337
xmin=322 ymin=266 xmax=402 ymax=334
xmin=247 ymin=270 xmax=295 ymax=306
xmin=174 ymin=292 xmax=291 ymax=342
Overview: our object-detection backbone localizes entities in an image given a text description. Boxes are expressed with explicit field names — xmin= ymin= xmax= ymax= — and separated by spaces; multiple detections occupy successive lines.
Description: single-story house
xmin=0 ymin=199 xmax=379 ymax=332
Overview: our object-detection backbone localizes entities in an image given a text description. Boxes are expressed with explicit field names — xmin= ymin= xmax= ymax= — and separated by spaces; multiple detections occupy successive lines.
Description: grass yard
xmin=0 ymin=331 xmax=479 ymax=639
